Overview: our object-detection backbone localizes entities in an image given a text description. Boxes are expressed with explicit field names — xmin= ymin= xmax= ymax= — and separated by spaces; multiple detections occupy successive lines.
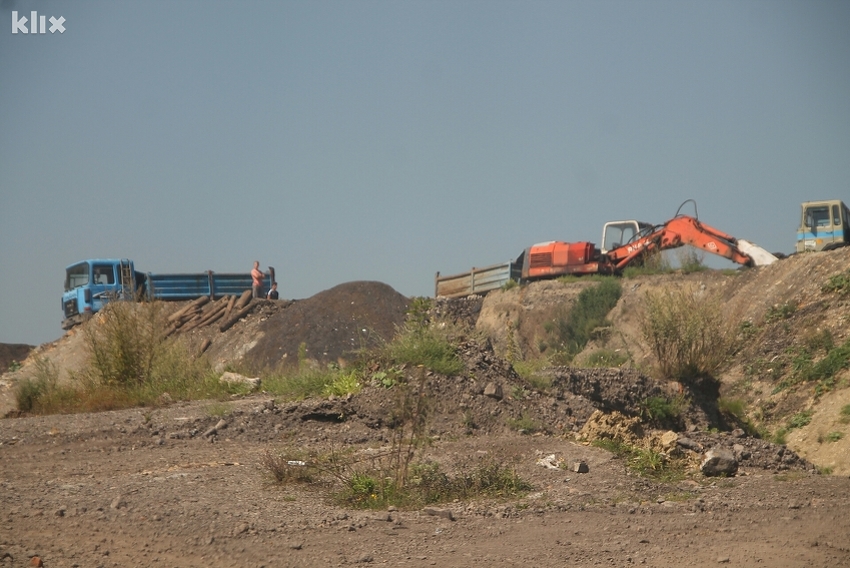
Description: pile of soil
xmin=247 ymin=281 xmax=410 ymax=370
xmin=0 ymin=343 xmax=32 ymax=373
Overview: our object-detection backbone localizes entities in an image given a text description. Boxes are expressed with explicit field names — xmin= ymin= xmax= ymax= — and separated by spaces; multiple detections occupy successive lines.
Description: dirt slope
xmin=475 ymin=248 xmax=850 ymax=474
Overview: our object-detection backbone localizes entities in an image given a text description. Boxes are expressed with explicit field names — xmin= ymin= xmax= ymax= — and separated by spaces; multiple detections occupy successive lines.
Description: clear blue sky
xmin=1 ymin=0 xmax=848 ymax=346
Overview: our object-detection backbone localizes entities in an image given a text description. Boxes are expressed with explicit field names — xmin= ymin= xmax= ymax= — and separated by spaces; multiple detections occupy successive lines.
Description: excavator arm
xmin=606 ymin=215 xmax=776 ymax=270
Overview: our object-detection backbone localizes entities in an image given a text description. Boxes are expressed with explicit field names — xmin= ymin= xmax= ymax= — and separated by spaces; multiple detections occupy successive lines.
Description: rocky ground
xmin=1 ymin=389 xmax=848 ymax=568
xmin=3 ymin=252 xmax=850 ymax=567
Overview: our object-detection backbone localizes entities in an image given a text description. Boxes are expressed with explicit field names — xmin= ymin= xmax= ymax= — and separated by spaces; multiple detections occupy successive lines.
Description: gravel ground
xmin=2 ymin=391 xmax=849 ymax=568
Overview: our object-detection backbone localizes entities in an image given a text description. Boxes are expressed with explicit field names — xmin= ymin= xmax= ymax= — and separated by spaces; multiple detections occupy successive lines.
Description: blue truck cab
xmin=62 ymin=259 xmax=275 ymax=330
xmin=62 ymin=259 xmax=141 ymax=329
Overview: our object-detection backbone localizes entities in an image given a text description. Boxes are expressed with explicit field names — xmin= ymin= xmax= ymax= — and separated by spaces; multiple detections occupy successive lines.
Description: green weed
xmin=765 ymin=302 xmax=797 ymax=323
xmin=821 ymin=431 xmax=844 ymax=443
xmin=640 ymin=395 xmax=688 ymax=426
xmin=591 ymin=439 xmax=685 ymax=482
xmin=506 ymin=412 xmax=542 ymax=434
xmin=582 ymin=349 xmax=628 ymax=368
xmin=512 ymin=359 xmax=552 ymax=391
xmin=823 ymin=270 xmax=850 ymax=295
xmin=546 ymin=279 xmax=621 ymax=362
xmin=263 ymin=366 xmax=341 ymax=401
xmin=380 ymin=325 xmax=463 ymax=376
xmin=787 ymin=410 xmax=814 ymax=430
xmin=323 ymin=370 xmax=362 ymax=397
xmin=773 ymin=427 xmax=788 ymax=445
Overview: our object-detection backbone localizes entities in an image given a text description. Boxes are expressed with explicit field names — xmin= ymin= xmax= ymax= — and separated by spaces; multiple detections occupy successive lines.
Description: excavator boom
xmin=606 ymin=215 xmax=776 ymax=269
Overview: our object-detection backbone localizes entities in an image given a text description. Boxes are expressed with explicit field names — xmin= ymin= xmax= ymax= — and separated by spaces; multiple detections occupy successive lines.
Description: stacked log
xmin=165 ymin=292 xmax=255 ymax=336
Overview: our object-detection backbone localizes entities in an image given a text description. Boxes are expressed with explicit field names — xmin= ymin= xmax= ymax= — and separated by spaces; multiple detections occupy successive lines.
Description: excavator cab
xmin=600 ymin=220 xmax=653 ymax=254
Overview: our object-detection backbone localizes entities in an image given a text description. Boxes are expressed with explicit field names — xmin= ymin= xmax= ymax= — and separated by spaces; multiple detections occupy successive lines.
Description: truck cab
xmin=797 ymin=200 xmax=850 ymax=252
xmin=62 ymin=259 xmax=138 ymax=329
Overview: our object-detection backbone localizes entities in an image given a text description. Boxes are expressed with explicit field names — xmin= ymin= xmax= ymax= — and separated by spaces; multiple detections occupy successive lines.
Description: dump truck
xmin=796 ymin=199 xmax=850 ymax=252
xmin=435 ymin=203 xmax=776 ymax=298
xmin=61 ymin=259 xmax=274 ymax=329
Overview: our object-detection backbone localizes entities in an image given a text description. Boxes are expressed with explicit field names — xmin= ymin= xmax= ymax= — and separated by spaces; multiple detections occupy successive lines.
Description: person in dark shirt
xmin=266 ymin=281 xmax=279 ymax=300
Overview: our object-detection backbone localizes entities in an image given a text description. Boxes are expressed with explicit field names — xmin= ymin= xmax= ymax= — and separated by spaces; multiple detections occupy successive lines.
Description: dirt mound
xmin=544 ymin=366 xmax=664 ymax=416
xmin=0 ymin=343 xmax=32 ymax=373
xmin=246 ymin=281 xmax=410 ymax=370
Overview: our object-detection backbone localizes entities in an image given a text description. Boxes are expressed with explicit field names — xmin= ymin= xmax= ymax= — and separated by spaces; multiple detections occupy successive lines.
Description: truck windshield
xmin=806 ymin=206 xmax=830 ymax=228
xmin=66 ymin=263 xmax=89 ymax=291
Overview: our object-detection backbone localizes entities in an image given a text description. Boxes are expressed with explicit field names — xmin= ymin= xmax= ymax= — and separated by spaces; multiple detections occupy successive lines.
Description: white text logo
xmin=11 ymin=11 xmax=66 ymax=34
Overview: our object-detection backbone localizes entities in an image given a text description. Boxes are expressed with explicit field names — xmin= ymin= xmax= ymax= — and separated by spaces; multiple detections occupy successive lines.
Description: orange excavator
xmin=522 ymin=200 xmax=777 ymax=280
xmin=435 ymin=200 xmax=777 ymax=298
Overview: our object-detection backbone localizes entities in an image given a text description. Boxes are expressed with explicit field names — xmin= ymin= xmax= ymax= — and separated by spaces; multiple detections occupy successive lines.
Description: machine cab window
xmin=65 ymin=262 xmax=90 ymax=291
xmin=92 ymin=264 xmax=115 ymax=285
xmin=601 ymin=220 xmax=653 ymax=254
xmin=806 ymin=206 xmax=830 ymax=229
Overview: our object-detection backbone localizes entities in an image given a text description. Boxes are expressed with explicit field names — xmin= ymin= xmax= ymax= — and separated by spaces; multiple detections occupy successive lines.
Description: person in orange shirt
xmin=251 ymin=261 xmax=264 ymax=299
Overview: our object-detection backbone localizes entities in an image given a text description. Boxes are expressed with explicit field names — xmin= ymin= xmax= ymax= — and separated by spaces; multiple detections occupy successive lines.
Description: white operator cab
xmin=600 ymin=220 xmax=654 ymax=254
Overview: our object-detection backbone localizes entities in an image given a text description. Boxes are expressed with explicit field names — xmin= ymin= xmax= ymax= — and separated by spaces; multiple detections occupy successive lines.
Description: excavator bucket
xmin=737 ymin=240 xmax=778 ymax=266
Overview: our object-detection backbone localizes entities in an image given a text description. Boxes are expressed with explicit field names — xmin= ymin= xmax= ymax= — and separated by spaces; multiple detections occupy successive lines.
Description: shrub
xmin=840 ymin=404 xmax=850 ymax=424
xmin=641 ymin=395 xmax=688 ymax=425
xmin=640 ymin=285 xmax=733 ymax=380
xmin=676 ymin=246 xmax=707 ymax=274
xmin=14 ymin=358 xmax=59 ymax=413
xmin=622 ymin=249 xmax=671 ymax=278
xmin=546 ymin=279 xmax=621 ymax=361
xmin=82 ymin=301 xmax=170 ymax=387
xmin=718 ymin=397 xmax=746 ymax=419
xmin=259 ymin=448 xmax=317 ymax=484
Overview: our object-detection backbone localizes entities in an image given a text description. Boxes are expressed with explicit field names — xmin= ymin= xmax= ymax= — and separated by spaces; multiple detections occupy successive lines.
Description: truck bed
xmin=434 ymin=262 xmax=520 ymax=298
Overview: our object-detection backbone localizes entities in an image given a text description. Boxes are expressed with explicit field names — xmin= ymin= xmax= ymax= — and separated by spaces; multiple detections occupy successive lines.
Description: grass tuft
xmin=640 ymin=285 xmax=733 ymax=381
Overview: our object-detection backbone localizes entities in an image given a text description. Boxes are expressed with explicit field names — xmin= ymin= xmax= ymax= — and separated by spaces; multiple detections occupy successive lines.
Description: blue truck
xmin=61 ymin=259 xmax=275 ymax=330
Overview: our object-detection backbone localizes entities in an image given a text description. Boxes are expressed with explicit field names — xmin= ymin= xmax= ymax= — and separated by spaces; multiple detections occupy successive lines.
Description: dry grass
xmin=640 ymin=285 xmax=734 ymax=380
